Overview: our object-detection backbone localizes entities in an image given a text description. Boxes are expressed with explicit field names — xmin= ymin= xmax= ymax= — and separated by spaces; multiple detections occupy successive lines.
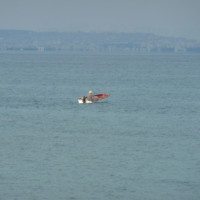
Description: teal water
xmin=0 ymin=52 xmax=200 ymax=200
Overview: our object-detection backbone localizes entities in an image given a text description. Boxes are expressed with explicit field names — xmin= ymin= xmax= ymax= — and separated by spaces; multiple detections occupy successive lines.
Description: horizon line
xmin=0 ymin=29 xmax=198 ymax=41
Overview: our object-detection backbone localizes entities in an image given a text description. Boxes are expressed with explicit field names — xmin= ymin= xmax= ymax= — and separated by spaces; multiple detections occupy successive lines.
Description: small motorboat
xmin=78 ymin=94 xmax=110 ymax=104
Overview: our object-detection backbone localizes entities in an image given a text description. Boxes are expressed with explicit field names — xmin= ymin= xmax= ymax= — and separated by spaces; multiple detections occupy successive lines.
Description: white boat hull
xmin=78 ymin=98 xmax=93 ymax=104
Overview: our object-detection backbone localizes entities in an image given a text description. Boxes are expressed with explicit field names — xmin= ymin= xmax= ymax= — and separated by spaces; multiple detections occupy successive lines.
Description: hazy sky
xmin=1 ymin=0 xmax=200 ymax=40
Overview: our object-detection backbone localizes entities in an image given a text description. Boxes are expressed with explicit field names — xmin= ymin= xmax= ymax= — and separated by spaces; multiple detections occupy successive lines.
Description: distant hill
xmin=0 ymin=30 xmax=200 ymax=53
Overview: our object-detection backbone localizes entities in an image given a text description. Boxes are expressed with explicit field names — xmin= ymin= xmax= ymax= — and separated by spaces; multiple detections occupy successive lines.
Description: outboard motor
xmin=81 ymin=96 xmax=86 ymax=103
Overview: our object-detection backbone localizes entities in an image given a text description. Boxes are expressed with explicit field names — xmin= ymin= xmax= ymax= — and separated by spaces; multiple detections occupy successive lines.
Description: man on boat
xmin=86 ymin=91 xmax=93 ymax=101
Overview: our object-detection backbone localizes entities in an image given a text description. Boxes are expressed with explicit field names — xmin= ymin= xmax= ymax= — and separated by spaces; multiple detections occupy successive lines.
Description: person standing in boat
xmin=86 ymin=91 xmax=93 ymax=101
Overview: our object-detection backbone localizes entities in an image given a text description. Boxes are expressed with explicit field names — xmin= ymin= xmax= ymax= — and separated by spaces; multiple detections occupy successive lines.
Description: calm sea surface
xmin=0 ymin=52 xmax=200 ymax=200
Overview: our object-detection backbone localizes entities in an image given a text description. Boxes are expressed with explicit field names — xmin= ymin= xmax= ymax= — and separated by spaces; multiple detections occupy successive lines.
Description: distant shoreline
xmin=0 ymin=30 xmax=200 ymax=53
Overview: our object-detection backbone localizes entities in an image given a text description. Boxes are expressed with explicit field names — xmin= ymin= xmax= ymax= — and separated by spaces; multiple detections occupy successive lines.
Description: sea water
xmin=0 ymin=52 xmax=200 ymax=200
